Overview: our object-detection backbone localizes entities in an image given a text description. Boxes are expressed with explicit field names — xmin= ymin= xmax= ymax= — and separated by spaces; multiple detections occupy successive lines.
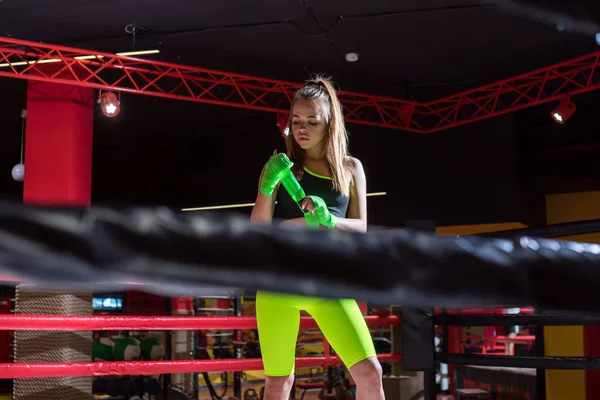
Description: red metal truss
xmin=422 ymin=51 xmax=600 ymax=132
xmin=1 ymin=36 xmax=600 ymax=133
xmin=0 ymin=37 xmax=419 ymax=132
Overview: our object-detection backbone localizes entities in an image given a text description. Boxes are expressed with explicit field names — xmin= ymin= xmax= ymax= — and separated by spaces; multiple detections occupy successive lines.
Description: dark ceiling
xmin=0 ymin=0 xmax=599 ymax=228
xmin=1 ymin=0 xmax=599 ymax=95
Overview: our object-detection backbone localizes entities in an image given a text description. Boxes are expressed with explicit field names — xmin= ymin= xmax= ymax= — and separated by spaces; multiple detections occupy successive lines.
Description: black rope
xmin=0 ymin=203 xmax=600 ymax=310
xmin=434 ymin=313 xmax=600 ymax=326
xmin=442 ymin=353 xmax=600 ymax=370
xmin=476 ymin=218 xmax=600 ymax=239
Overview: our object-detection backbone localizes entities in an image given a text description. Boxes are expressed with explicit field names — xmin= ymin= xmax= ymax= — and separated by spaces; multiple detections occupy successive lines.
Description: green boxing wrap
xmin=280 ymin=172 xmax=319 ymax=229
xmin=263 ymin=154 xmax=334 ymax=230
xmin=308 ymin=195 xmax=338 ymax=229
xmin=280 ymin=171 xmax=307 ymax=204
xmin=303 ymin=212 xmax=321 ymax=229
xmin=260 ymin=153 xmax=293 ymax=197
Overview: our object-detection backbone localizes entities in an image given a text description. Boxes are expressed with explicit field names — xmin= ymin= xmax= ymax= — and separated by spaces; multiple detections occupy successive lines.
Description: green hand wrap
xmin=303 ymin=212 xmax=321 ymax=229
xmin=280 ymin=170 xmax=306 ymax=204
xmin=260 ymin=153 xmax=293 ymax=197
xmin=263 ymin=155 xmax=332 ymax=230
xmin=309 ymin=195 xmax=338 ymax=229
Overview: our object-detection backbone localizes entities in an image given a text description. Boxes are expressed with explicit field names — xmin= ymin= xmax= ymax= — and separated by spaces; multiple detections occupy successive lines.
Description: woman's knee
xmin=350 ymin=357 xmax=383 ymax=387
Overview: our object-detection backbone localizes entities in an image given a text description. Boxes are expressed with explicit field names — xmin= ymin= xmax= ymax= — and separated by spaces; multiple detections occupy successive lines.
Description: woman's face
xmin=291 ymin=99 xmax=328 ymax=152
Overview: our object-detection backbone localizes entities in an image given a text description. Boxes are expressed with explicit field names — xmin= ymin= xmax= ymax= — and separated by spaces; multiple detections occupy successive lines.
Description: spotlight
xmin=551 ymin=97 xmax=575 ymax=124
xmin=276 ymin=114 xmax=290 ymax=138
xmin=99 ymin=91 xmax=121 ymax=117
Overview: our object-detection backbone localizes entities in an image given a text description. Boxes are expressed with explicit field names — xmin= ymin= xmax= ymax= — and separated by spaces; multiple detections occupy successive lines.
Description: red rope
xmin=0 ymin=354 xmax=401 ymax=378
xmin=0 ymin=315 xmax=400 ymax=330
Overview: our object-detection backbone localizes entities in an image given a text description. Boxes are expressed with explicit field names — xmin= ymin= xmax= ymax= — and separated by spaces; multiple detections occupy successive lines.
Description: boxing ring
xmin=0 ymin=204 xmax=598 ymax=399
xmin=0 ymin=0 xmax=599 ymax=395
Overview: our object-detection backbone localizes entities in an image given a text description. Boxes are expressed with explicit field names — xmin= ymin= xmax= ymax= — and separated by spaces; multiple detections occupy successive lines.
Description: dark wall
xmin=358 ymin=114 xmax=523 ymax=227
xmin=0 ymin=77 xmax=533 ymax=228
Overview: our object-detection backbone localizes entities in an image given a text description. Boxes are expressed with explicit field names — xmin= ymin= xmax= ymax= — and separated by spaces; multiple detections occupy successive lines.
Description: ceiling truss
xmin=1 ymin=37 xmax=599 ymax=133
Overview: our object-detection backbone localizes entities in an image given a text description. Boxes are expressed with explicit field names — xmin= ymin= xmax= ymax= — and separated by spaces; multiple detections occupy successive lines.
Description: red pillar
xmin=14 ymin=80 xmax=95 ymax=399
xmin=23 ymin=82 xmax=94 ymax=205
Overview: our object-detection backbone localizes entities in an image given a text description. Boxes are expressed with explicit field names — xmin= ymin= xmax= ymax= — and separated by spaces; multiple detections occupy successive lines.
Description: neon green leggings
xmin=256 ymin=291 xmax=377 ymax=377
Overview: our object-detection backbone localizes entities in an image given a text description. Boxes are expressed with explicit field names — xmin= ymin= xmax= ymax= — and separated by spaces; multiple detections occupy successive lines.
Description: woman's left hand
xmin=300 ymin=197 xmax=316 ymax=214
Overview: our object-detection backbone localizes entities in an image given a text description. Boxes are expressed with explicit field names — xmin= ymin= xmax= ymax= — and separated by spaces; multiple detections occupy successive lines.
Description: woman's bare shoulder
xmin=344 ymin=156 xmax=364 ymax=173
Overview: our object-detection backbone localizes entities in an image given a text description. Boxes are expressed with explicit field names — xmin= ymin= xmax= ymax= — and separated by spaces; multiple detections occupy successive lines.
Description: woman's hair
xmin=285 ymin=75 xmax=350 ymax=196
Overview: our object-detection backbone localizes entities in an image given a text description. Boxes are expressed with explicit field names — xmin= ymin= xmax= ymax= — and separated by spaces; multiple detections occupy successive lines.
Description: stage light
xmin=551 ymin=97 xmax=575 ymax=124
xmin=277 ymin=114 xmax=290 ymax=138
xmin=99 ymin=91 xmax=121 ymax=117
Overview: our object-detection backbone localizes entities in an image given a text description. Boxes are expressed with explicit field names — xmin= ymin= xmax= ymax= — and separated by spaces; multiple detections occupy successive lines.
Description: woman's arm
xmin=332 ymin=157 xmax=367 ymax=233
xmin=250 ymin=165 xmax=277 ymax=224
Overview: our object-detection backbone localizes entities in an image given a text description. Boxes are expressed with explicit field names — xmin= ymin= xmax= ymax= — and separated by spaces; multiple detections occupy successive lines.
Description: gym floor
xmin=197 ymin=382 xmax=455 ymax=399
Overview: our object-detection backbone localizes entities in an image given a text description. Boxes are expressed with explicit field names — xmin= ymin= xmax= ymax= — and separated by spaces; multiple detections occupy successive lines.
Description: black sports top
xmin=273 ymin=167 xmax=350 ymax=221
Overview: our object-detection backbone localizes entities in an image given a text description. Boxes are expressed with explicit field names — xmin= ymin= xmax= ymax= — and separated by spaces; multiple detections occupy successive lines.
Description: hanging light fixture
xmin=276 ymin=113 xmax=290 ymax=138
xmin=551 ymin=96 xmax=576 ymax=124
xmin=99 ymin=91 xmax=121 ymax=117
xmin=11 ymin=109 xmax=26 ymax=182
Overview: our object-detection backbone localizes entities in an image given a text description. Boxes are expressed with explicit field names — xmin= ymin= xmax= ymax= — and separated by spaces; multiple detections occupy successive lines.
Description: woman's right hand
xmin=251 ymin=151 xmax=288 ymax=224
xmin=259 ymin=151 xmax=293 ymax=197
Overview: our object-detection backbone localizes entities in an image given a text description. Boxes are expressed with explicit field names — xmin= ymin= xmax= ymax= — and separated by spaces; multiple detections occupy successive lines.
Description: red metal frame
xmin=1 ymin=36 xmax=600 ymax=133
xmin=422 ymin=52 xmax=600 ymax=132
xmin=0 ymin=37 xmax=419 ymax=131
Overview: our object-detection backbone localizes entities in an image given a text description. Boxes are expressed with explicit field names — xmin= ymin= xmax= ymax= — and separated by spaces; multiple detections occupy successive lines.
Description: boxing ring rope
xmin=0 ymin=204 xmax=599 ymax=310
xmin=0 ymin=313 xmax=400 ymax=379
xmin=435 ymin=312 xmax=600 ymax=326
xmin=444 ymin=354 xmax=600 ymax=370
xmin=477 ymin=218 xmax=600 ymax=239
xmin=435 ymin=307 xmax=534 ymax=315
xmin=0 ymin=203 xmax=599 ymax=398
xmin=0 ymin=354 xmax=403 ymax=379
xmin=434 ymin=309 xmax=600 ymax=374
xmin=0 ymin=314 xmax=400 ymax=330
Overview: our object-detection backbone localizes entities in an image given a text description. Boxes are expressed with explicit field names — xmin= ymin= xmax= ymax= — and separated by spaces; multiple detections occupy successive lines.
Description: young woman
xmin=251 ymin=76 xmax=385 ymax=400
